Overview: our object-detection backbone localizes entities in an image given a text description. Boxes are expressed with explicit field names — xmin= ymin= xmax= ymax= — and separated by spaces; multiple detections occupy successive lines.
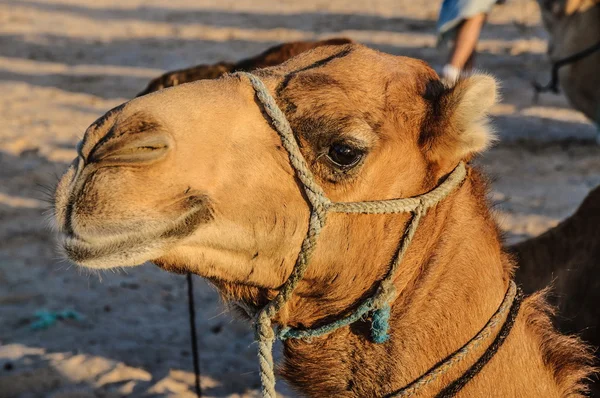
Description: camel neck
xmin=280 ymin=173 xmax=513 ymax=397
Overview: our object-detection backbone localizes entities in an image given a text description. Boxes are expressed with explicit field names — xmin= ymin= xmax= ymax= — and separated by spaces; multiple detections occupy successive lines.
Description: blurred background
xmin=0 ymin=0 xmax=598 ymax=397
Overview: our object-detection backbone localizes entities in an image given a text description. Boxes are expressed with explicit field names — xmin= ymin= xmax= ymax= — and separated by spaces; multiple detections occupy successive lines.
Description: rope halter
xmin=234 ymin=71 xmax=468 ymax=398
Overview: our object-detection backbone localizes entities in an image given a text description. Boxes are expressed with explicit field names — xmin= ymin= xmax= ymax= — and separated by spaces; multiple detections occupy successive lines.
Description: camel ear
xmin=421 ymin=74 xmax=498 ymax=166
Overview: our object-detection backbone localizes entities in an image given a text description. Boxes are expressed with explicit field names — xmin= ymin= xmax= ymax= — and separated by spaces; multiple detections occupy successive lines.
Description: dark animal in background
xmin=137 ymin=38 xmax=353 ymax=96
xmin=536 ymin=0 xmax=600 ymax=125
xmin=511 ymin=185 xmax=600 ymax=392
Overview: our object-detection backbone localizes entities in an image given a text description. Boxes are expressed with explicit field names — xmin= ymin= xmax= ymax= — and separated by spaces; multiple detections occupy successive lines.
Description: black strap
xmin=435 ymin=288 xmax=524 ymax=398
xmin=187 ymin=273 xmax=202 ymax=397
xmin=533 ymin=40 xmax=600 ymax=96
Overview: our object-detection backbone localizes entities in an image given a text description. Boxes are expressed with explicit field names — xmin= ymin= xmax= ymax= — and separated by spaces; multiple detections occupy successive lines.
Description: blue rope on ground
xmin=30 ymin=310 xmax=83 ymax=330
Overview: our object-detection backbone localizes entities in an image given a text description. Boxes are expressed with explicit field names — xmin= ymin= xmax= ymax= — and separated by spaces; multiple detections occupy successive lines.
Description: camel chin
xmin=58 ymin=203 xmax=211 ymax=269
xmin=61 ymin=234 xmax=165 ymax=269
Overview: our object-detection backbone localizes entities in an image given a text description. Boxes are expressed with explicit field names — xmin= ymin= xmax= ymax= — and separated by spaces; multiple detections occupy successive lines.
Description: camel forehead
xmin=126 ymin=77 xmax=248 ymax=117
xmin=80 ymin=45 xmax=436 ymax=153
xmin=79 ymin=78 xmax=254 ymax=151
xmin=265 ymin=45 xmax=436 ymax=131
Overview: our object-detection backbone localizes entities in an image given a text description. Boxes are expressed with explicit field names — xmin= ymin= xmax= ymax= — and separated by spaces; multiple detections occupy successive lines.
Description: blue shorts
xmin=437 ymin=0 xmax=497 ymax=43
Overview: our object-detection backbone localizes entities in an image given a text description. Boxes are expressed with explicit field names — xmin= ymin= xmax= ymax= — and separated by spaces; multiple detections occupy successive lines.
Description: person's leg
xmin=463 ymin=45 xmax=477 ymax=71
xmin=441 ymin=12 xmax=487 ymax=82
xmin=448 ymin=12 xmax=487 ymax=71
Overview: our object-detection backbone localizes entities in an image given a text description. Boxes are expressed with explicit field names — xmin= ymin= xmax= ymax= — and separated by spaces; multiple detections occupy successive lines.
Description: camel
xmin=137 ymin=38 xmax=352 ymax=97
xmin=137 ymin=37 xmax=600 ymax=384
xmin=512 ymin=184 xmax=600 ymax=351
xmin=53 ymin=44 xmax=595 ymax=396
xmin=536 ymin=0 xmax=600 ymax=126
xmin=137 ymin=39 xmax=600 ymax=372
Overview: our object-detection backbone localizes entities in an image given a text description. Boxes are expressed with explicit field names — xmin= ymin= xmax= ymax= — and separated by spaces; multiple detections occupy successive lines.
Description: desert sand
xmin=0 ymin=0 xmax=599 ymax=397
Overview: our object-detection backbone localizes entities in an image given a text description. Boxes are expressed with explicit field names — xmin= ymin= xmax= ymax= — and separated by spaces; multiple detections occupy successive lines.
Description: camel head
xmin=54 ymin=44 xmax=498 ymax=299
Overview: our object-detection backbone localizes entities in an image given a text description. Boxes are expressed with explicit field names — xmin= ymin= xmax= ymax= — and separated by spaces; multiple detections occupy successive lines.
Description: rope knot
xmin=370 ymin=282 xmax=397 ymax=343
xmin=255 ymin=311 xmax=275 ymax=342
xmin=371 ymin=304 xmax=391 ymax=343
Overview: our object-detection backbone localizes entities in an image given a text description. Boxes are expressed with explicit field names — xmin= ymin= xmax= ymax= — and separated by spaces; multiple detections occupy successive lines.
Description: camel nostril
xmin=89 ymin=133 xmax=172 ymax=165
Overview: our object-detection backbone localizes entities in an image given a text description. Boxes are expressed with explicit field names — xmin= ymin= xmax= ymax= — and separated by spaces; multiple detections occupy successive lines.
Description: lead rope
xmin=233 ymin=71 xmax=512 ymax=398
xmin=186 ymin=273 xmax=202 ymax=397
xmin=244 ymin=72 xmax=331 ymax=398
xmin=387 ymin=281 xmax=519 ymax=397
xmin=435 ymin=286 xmax=523 ymax=398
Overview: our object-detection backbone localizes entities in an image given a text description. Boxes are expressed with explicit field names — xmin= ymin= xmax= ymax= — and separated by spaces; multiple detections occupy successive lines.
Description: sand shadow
xmin=0 ymin=0 xmax=546 ymax=41
xmin=0 ymin=30 xmax=553 ymax=101
xmin=0 ymin=148 xmax=274 ymax=396
xmin=493 ymin=114 xmax=597 ymax=143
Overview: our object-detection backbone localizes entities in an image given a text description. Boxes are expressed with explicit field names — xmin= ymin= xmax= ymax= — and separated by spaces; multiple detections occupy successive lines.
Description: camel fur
xmin=54 ymin=44 xmax=595 ymax=397
xmin=512 ymin=185 xmax=600 ymax=393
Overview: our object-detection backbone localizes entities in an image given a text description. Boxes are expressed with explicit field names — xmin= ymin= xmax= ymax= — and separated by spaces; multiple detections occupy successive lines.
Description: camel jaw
xmin=59 ymin=204 xmax=211 ymax=269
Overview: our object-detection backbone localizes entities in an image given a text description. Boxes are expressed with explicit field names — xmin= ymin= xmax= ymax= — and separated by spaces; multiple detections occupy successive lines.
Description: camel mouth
xmin=60 ymin=204 xmax=212 ymax=269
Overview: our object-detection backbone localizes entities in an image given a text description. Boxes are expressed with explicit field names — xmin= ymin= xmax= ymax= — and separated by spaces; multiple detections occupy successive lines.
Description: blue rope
xmin=30 ymin=310 xmax=83 ymax=330
xmin=277 ymin=296 xmax=391 ymax=343
xmin=371 ymin=304 xmax=391 ymax=343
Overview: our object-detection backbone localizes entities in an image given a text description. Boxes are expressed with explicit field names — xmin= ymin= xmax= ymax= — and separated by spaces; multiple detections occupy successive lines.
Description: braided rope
xmin=387 ymin=281 xmax=518 ymax=397
xmin=255 ymin=311 xmax=276 ymax=398
xmin=241 ymin=72 xmax=330 ymax=211
xmin=278 ymin=208 xmax=423 ymax=341
xmin=435 ymin=286 xmax=523 ymax=398
xmin=329 ymin=164 xmax=466 ymax=215
xmin=241 ymin=73 xmax=331 ymax=398
xmin=235 ymin=72 xmax=477 ymax=398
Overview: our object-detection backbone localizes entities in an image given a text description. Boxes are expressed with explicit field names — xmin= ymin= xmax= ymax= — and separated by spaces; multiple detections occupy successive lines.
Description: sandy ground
xmin=0 ymin=0 xmax=599 ymax=397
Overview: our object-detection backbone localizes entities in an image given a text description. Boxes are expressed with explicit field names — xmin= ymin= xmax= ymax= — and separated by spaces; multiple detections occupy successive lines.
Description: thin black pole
xmin=186 ymin=272 xmax=202 ymax=397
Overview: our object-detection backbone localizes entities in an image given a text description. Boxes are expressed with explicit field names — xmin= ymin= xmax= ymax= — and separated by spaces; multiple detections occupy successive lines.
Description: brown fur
xmin=54 ymin=44 xmax=595 ymax=396
xmin=522 ymin=290 xmax=597 ymax=396
xmin=537 ymin=0 xmax=600 ymax=123
xmin=136 ymin=38 xmax=353 ymax=96
xmin=512 ymin=185 xmax=600 ymax=393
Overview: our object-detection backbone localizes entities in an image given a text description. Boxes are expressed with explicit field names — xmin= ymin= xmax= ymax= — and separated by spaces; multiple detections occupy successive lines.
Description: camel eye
xmin=327 ymin=142 xmax=363 ymax=168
